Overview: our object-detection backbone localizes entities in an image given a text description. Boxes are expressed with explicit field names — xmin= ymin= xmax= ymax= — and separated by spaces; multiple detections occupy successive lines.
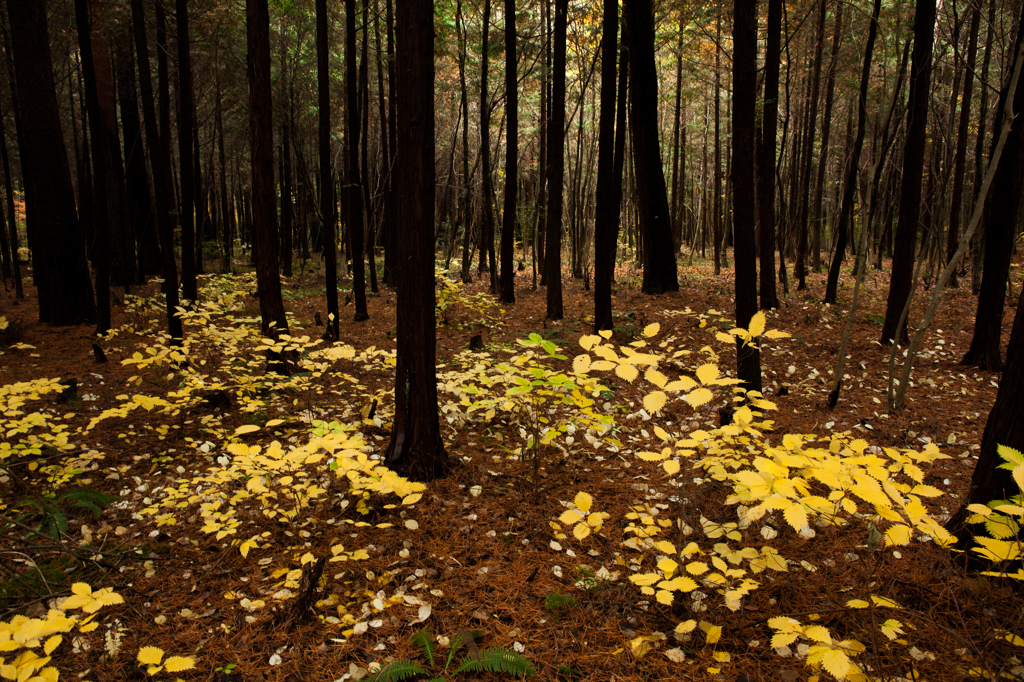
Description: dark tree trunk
xmin=344 ymin=0 xmax=369 ymax=320
xmin=281 ymin=123 xmax=294 ymax=277
xmin=116 ymin=32 xmax=159 ymax=281
xmin=758 ymin=0 xmax=781 ymax=310
xmin=130 ymin=0 xmax=182 ymax=341
xmin=594 ymin=0 xmax=623 ymax=332
xmin=880 ymin=0 xmax=936 ymax=344
xmin=74 ymin=0 xmax=112 ymax=334
xmin=948 ymin=287 xmax=1024 ymax=538
xmin=824 ymin=0 xmax=881 ymax=305
xmin=812 ymin=2 xmax=842 ymax=272
xmin=545 ymin=0 xmax=568 ymax=320
xmin=385 ymin=0 xmax=449 ymax=482
xmin=0 ymin=107 xmax=22 ymax=300
xmin=456 ymin=0 xmax=473 ymax=284
xmin=946 ymin=6 xmax=980 ymax=290
xmin=479 ymin=0 xmax=496 ymax=289
xmin=961 ymin=0 xmax=1024 ymax=372
xmin=246 ymin=0 xmax=287 ymax=337
xmin=713 ymin=13 xmax=722 ymax=275
xmin=499 ymin=0 xmax=517 ymax=303
xmin=796 ymin=0 xmax=825 ymax=289
xmin=7 ymin=0 xmax=95 ymax=326
xmin=316 ymin=0 xmax=339 ymax=339
xmin=669 ymin=14 xmax=684 ymax=253
xmin=216 ymin=53 xmax=231 ymax=274
xmin=624 ymin=0 xmax=677 ymax=295
xmin=733 ymin=0 xmax=761 ymax=392
xmin=176 ymin=0 xmax=197 ymax=303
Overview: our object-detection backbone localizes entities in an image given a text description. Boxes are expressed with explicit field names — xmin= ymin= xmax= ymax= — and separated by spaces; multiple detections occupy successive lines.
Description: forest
xmin=1 ymin=0 xmax=1024 ymax=679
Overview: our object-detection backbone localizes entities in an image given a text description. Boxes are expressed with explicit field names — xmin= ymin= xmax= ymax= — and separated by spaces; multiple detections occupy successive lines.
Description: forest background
xmin=1 ymin=0 xmax=1024 ymax=680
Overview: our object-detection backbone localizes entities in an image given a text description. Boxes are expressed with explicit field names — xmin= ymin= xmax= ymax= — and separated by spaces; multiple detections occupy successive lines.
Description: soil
xmin=0 ymin=253 xmax=1020 ymax=682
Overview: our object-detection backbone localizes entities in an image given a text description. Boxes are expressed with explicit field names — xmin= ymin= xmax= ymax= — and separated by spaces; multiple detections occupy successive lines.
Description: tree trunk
xmin=176 ymin=0 xmax=197 ymax=303
xmin=7 ymin=0 xmax=95 ymax=326
xmin=961 ymin=0 xmax=1024 ymax=372
xmin=499 ymin=0 xmax=517 ymax=303
xmin=824 ymin=0 xmax=881 ymax=306
xmin=758 ymin=0 xmax=781 ymax=310
xmin=316 ymin=0 xmax=339 ymax=339
xmin=246 ymin=0 xmax=287 ymax=338
xmin=545 ymin=0 xmax=568 ymax=320
xmin=625 ymin=0 xmax=677 ymax=295
xmin=880 ymin=0 xmax=936 ymax=344
xmin=594 ymin=0 xmax=622 ymax=332
xmin=345 ymin=0 xmax=369 ymax=321
xmin=385 ymin=0 xmax=449 ymax=482
xmin=796 ymin=0 xmax=825 ymax=289
xmin=733 ymin=0 xmax=761 ymax=392
xmin=812 ymin=2 xmax=842 ymax=272
xmin=479 ymin=0 xmax=496 ymax=288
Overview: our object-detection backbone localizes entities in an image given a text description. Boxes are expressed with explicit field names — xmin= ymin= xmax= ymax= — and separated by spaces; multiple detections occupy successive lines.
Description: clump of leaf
xmin=8 ymin=487 xmax=118 ymax=540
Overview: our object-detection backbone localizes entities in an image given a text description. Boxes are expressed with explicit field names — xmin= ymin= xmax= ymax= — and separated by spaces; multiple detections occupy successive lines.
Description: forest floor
xmin=0 ymin=251 xmax=1022 ymax=682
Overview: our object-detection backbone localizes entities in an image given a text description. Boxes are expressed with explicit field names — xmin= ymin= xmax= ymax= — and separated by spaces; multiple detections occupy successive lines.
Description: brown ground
xmin=0 ymin=251 xmax=1021 ymax=682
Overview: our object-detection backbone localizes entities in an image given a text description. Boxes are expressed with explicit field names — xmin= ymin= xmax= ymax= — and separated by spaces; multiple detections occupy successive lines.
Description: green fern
xmin=410 ymin=627 xmax=438 ymax=666
xmin=445 ymin=629 xmax=483 ymax=671
xmin=367 ymin=659 xmax=426 ymax=682
xmin=453 ymin=647 xmax=536 ymax=678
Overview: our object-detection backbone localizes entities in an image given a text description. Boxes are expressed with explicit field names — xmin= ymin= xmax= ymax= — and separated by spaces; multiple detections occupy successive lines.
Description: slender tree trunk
xmin=947 ymin=6 xmax=981 ymax=290
xmin=176 ymin=0 xmax=197 ymax=303
xmin=796 ymin=0 xmax=825 ymax=289
xmin=500 ymin=0 xmax=517 ymax=303
xmin=733 ymin=0 xmax=761 ymax=392
xmin=545 ymin=0 xmax=568 ymax=320
xmin=316 ymin=0 xmax=339 ymax=339
xmin=713 ymin=11 xmax=722 ymax=275
xmin=812 ymin=2 xmax=842 ymax=272
xmin=880 ymin=0 xmax=936 ymax=344
xmin=344 ymin=0 xmax=369 ymax=320
xmin=758 ymin=0 xmax=781 ymax=310
xmin=594 ymin=0 xmax=621 ymax=332
xmin=0 ymin=107 xmax=22 ymax=300
xmin=824 ymin=0 xmax=882 ymax=306
xmin=281 ymin=122 xmax=294 ymax=277
xmin=479 ymin=0 xmax=497 ymax=289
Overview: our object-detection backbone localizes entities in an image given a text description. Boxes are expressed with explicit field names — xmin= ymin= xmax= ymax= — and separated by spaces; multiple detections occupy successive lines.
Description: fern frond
xmin=453 ymin=647 xmax=536 ymax=678
xmin=367 ymin=659 xmax=426 ymax=682
xmin=410 ymin=627 xmax=437 ymax=666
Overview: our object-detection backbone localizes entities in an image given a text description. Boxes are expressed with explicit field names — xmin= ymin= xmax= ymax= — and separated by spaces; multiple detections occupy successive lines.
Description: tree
xmin=880 ymin=0 xmax=936 ymax=345
xmin=961 ymin=0 xmax=1024 ymax=372
xmin=593 ymin=0 xmax=623 ymax=332
xmin=479 ymin=0 xmax=497 ymax=290
xmin=177 ymin=0 xmax=198 ymax=303
xmin=130 ymin=0 xmax=183 ymax=343
xmin=544 ymin=0 xmax=568 ymax=320
xmin=948 ymin=286 xmax=1024 ymax=542
xmin=499 ymin=0 xmax=517 ymax=304
xmin=384 ymin=0 xmax=449 ymax=482
xmin=733 ymin=0 xmax=761 ymax=392
xmin=317 ymin=0 xmax=340 ymax=340
xmin=758 ymin=0 xmax=780 ymax=310
xmin=625 ymin=0 xmax=678 ymax=295
xmin=6 ymin=0 xmax=95 ymax=326
xmin=246 ymin=0 xmax=287 ymax=338
xmin=345 ymin=0 xmax=369 ymax=321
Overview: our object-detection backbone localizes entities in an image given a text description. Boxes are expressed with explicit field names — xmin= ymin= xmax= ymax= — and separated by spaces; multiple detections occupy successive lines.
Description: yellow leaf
xmin=137 ymin=646 xmax=165 ymax=665
xmin=715 ymin=331 xmax=735 ymax=344
xmin=590 ymin=360 xmax=616 ymax=371
xmin=636 ymin=450 xmax=670 ymax=462
xmin=700 ymin=621 xmax=722 ymax=644
xmin=765 ymin=329 xmax=791 ymax=339
xmin=574 ymin=491 xmax=593 ymax=513
xmin=656 ymin=590 xmax=674 ymax=605
xmin=675 ymin=620 xmax=697 ymax=634
xmin=846 ymin=599 xmax=869 ymax=609
xmin=821 ymin=648 xmax=851 ymax=679
xmin=264 ymin=419 xmax=285 ymax=427
xmin=783 ymin=504 xmax=808 ymax=531
xmin=803 ymin=625 xmax=832 ymax=643
xmin=653 ymin=425 xmax=671 ymax=441
xmin=579 ymin=334 xmax=601 ymax=350
xmin=870 ymin=596 xmax=901 ymax=609
xmin=164 ymin=656 xmax=196 ymax=672
xmin=663 ymin=460 xmax=681 ymax=476
xmin=657 ymin=557 xmax=679 ymax=576
xmin=771 ymin=632 xmax=800 ymax=649
xmin=695 ymin=363 xmax=720 ymax=385
xmin=652 ymin=540 xmax=677 ymax=555
xmin=1013 ymin=463 xmax=1024 ymax=494
xmin=234 ymin=424 xmax=260 ymax=437
xmin=884 ymin=524 xmax=913 ymax=547
xmin=402 ymin=493 xmax=423 ymax=505
xmin=572 ymin=354 xmax=591 ymax=374
xmin=645 ymin=367 xmax=668 ymax=388
xmin=43 ymin=635 xmax=61 ymax=656
xmin=559 ymin=509 xmax=583 ymax=525
xmin=629 ymin=573 xmax=661 ymax=587
xmin=643 ymin=391 xmax=667 ymax=414
xmin=642 ymin=323 xmax=661 ymax=337
xmin=598 ymin=329 xmax=613 ymax=340
xmin=573 ymin=523 xmax=592 ymax=540
xmin=685 ymin=387 xmax=714 ymax=408
xmin=748 ymin=311 xmax=766 ymax=339
xmin=616 ymin=363 xmax=639 ymax=383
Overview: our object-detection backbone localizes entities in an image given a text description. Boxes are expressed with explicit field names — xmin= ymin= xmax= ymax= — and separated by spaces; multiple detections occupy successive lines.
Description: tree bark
xmin=545 ymin=0 xmax=568 ymax=320
xmin=345 ymin=0 xmax=369 ymax=321
xmin=733 ymin=0 xmax=761 ymax=392
xmin=246 ymin=0 xmax=287 ymax=338
xmin=593 ymin=0 xmax=622 ymax=332
xmin=499 ymin=0 xmax=517 ymax=303
xmin=176 ymin=0 xmax=197 ymax=303
xmin=880 ymin=0 xmax=936 ymax=344
xmin=7 ymin=0 xmax=95 ymax=326
xmin=946 ymin=6 xmax=980 ymax=290
xmin=316 ymin=0 xmax=339 ymax=339
xmin=758 ymin=0 xmax=781 ymax=310
xmin=812 ymin=2 xmax=842 ymax=272
xmin=385 ymin=0 xmax=449 ymax=482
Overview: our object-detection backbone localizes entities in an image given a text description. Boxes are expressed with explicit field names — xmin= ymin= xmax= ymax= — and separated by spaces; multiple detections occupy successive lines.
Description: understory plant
xmin=368 ymin=627 xmax=535 ymax=682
